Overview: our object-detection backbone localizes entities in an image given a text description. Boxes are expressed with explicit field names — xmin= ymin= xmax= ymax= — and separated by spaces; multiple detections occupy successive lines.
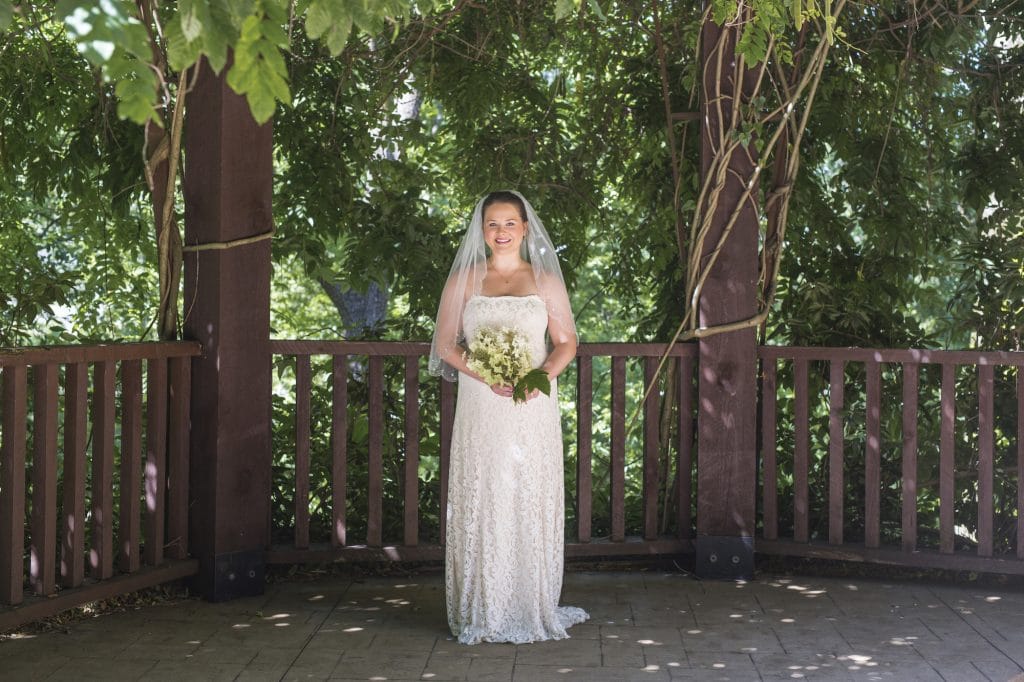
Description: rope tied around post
xmin=181 ymin=228 xmax=275 ymax=253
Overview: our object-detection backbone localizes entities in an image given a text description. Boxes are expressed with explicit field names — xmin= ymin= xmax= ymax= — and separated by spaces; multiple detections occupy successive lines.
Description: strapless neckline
xmin=470 ymin=293 xmax=542 ymax=301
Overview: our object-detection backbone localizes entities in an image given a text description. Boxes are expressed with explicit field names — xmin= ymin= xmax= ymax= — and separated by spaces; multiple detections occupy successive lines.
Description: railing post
xmin=1 ymin=366 xmax=27 ymax=605
xmin=183 ymin=56 xmax=273 ymax=601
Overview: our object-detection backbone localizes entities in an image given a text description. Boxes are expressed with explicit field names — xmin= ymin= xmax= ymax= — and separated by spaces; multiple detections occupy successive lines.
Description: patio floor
xmin=2 ymin=568 xmax=1024 ymax=681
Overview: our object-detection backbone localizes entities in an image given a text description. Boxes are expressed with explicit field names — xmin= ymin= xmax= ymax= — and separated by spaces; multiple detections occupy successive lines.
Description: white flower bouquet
xmin=464 ymin=326 xmax=551 ymax=404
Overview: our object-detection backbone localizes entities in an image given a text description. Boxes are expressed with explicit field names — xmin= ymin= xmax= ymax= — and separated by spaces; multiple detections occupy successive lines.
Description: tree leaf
xmin=261 ymin=60 xmax=291 ymax=105
xmin=0 ymin=0 xmax=13 ymax=32
xmin=304 ymin=0 xmax=331 ymax=39
xmin=165 ymin=19 xmax=202 ymax=72
xmin=513 ymin=368 xmax=550 ymax=404
xmin=554 ymin=0 xmax=576 ymax=21
xmin=179 ymin=0 xmax=204 ymax=41
xmin=246 ymin=81 xmax=277 ymax=124
xmin=325 ymin=14 xmax=353 ymax=56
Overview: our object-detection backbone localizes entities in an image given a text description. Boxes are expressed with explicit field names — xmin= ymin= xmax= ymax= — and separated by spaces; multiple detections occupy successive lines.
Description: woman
xmin=428 ymin=190 xmax=589 ymax=644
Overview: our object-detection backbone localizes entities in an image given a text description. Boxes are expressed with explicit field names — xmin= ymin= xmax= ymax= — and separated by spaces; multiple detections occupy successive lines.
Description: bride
xmin=428 ymin=190 xmax=589 ymax=644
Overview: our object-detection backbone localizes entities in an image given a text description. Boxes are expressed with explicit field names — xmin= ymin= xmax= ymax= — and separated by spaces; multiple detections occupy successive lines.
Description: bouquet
xmin=464 ymin=326 xmax=551 ymax=404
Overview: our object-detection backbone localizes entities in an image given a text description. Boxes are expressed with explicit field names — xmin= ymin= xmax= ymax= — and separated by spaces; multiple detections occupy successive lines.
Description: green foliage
xmin=55 ymin=0 xmax=160 ymax=125
xmin=0 ymin=17 xmax=153 ymax=345
xmin=3 ymin=0 xmax=1022 ymax=555
xmin=3 ymin=1 xmax=431 ymax=126
xmin=513 ymin=368 xmax=551 ymax=403
xmin=226 ymin=1 xmax=292 ymax=123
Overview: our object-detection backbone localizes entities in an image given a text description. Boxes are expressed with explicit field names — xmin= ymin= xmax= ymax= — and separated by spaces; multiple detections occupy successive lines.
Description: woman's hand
xmin=489 ymin=383 xmax=514 ymax=398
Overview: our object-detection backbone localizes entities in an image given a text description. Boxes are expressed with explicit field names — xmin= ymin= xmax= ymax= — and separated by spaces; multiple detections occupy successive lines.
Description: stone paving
xmin=2 ymin=569 xmax=1024 ymax=681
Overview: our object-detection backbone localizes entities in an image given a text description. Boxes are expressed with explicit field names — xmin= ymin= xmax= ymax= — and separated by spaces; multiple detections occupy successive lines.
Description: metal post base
xmin=695 ymin=536 xmax=755 ymax=580
xmin=200 ymin=548 xmax=265 ymax=602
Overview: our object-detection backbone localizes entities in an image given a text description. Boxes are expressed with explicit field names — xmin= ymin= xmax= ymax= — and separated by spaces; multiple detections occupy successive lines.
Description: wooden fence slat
xmin=30 ymin=364 xmax=58 ymax=595
xmin=144 ymin=359 xmax=167 ymax=566
xmin=332 ymin=355 xmax=348 ymax=547
xmin=828 ymin=360 xmax=844 ymax=546
xmin=865 ymin=360 xmax=882 ymax=549
xmin=761 ymin=359 xmax=778 ymax=541
xmin=294 ymin=356 xmax=311 ymax=550
xmin=1018 ymin=368 xmax=1024 ymax=560
xmin=677 ymin=356 xmax=693 ymax=540
xmin=576 ymin=357 xmax=593 ymax=543
xmin=1 ymin=365 xmax=27 ymax=605
xmin=901 ymin=363 xmax=919 ymax=552
xmin=439 ymin=378 xmax=455 ymax=545
xmin=62 ymin=364 xmax=88 ymax=586
xmin=166 ymin=356 xmax=190 ymax=560
xmin=939 ymin=363 xmax=956 ymax=554
xmin=90 ymin=361 xmax=115 ymax=580
xmin=793 ymin=358 xmax=809 ymax=543
xmin=367 ymin=356 xmax=384 ymax=547
xmin=404 ymin=357 xmax=420 ymax=547
xmin=978 ymin=364 xmax=994 ymax=558
xmin=611 ymin=356 xmax=626 ymax=542
xmin=118 ymin=360 xmax=143 ymax=573
xmin=643 ymin=357 xmax=659 ymax=540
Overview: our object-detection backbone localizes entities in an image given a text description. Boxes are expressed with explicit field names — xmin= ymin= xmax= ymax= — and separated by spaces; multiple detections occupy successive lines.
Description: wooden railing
xmin=0 ymin=342 xmax=201 ymax=630
xmin=8 ymin=338 xmax=1021 ymax=633
xmin=758 ymin=346 xmax=1024 ymax=574
xmin=267 ymin=340 xmax=698 ymax=563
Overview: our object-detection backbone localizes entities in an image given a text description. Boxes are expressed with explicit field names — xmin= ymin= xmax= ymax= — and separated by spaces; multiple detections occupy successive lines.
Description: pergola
xmin=2 ymin=22 xmax=1024 ymax=633
xmin=174 ymin=29 xmax=760 ymax=601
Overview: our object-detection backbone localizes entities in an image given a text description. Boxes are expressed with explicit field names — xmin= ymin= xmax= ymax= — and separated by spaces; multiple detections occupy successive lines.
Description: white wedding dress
xmin=445 ymin=294 xmax=589 ymax=645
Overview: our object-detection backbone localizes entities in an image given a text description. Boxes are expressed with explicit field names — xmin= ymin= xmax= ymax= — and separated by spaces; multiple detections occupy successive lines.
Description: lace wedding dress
xmin=445 ymin=294 xmax=589 ymax=645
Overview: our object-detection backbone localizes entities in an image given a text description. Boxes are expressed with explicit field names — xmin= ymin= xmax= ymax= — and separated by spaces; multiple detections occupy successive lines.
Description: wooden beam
xmin=183 ymin=56 xmax=273 ymax=601
xmin=695 ymin=14 xmax=759 ymax=579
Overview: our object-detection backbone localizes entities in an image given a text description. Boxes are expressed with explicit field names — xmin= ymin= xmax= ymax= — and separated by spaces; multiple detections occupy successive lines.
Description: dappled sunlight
xmin=4 ymin=572 xmax=1019 ymax=679
xmin=840 ymin=653 xmax=880 ymax=670
xmin=886 ymin=635 xmax=918 ymax=646
xmin=764 ymin=578 xmax=833 ymax=601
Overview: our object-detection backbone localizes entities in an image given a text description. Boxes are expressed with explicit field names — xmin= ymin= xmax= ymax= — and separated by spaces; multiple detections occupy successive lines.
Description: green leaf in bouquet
xmin=513 ymin=368 xmax=551 ymax=404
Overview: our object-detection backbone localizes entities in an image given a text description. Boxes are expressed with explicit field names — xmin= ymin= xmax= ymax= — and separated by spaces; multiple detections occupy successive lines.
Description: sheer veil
xmin=428 ymin=190 xmax=576 ymax=382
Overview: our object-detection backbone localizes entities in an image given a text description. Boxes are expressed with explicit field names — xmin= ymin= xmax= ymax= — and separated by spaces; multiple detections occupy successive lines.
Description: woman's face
xmin=482 ymin=202 xmax=527 ymax=256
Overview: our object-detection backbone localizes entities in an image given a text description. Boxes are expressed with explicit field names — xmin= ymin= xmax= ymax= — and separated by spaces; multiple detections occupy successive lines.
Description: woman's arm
xmin=540 ymin=327 xmax=577 ymax=380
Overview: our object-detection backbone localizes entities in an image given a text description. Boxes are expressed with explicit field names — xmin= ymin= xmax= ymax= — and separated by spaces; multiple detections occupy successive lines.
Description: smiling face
xmin=482 ymin=202 xmax=528 ymax=255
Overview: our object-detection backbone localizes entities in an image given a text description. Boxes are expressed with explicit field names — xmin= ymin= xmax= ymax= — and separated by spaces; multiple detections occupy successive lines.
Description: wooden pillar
xmin=695 ymin=17 xmax=758 ymax=579
xmin=183 ymin=58 xmax=273 ymax=600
